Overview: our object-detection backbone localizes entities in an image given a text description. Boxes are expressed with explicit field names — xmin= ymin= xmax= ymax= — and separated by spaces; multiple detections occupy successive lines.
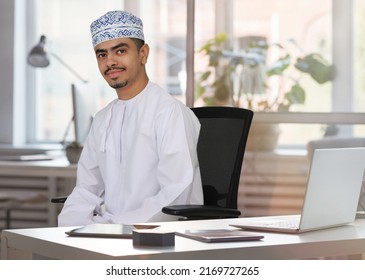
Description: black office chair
xmin=162 ymin=106 xmax=254 ymax=219
xmin=52 ymin=106 xmax=254 ymax=221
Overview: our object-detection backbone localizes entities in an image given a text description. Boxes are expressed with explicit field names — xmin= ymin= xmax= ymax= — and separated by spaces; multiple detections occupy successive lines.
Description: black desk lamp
xmin=27 ymin=35 xmax=88 ymax=146
xmin=27 ymin=35 xmax=87 ymax=83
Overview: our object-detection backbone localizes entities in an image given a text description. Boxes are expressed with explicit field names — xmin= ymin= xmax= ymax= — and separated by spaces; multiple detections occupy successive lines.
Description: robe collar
xmin=99 ymin=82 xmax=151 ymax=152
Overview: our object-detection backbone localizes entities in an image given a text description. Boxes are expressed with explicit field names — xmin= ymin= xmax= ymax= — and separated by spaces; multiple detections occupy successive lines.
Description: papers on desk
xmin=176 ymin=229 xmax=264 ymax=243
xmin=0 ymin=154 xmax=53 ymax=161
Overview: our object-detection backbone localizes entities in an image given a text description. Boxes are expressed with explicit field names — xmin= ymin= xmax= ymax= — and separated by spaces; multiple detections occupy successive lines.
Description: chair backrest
xmin=191 ymin=106 xmax=254 ymax=209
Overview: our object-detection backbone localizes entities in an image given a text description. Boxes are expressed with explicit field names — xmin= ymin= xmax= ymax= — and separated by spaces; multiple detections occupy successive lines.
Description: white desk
xmin=2 ymin=217 xmax=365 ymax=260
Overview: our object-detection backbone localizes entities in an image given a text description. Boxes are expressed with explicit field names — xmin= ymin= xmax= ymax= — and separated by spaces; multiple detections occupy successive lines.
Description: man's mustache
xmin=105 ymin=67 xmax=125 ymax=75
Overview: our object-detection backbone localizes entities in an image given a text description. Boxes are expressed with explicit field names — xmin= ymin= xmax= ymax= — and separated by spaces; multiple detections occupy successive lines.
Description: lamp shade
xmin=27 ymin=34 xmax=87 ymax=82
xmin=27 ymin=35 xmax=50 ymax=68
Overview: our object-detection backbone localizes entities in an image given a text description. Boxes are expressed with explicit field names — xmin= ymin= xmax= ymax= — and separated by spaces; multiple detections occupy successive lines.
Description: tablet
xmin=65 ymin=223 xmax=159 ymax=238
xmin=175 ymin=229 xmax=264 ymax=243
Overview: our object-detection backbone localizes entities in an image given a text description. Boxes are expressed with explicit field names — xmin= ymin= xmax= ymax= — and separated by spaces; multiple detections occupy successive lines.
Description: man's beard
xmin=110 ymin=80 xmax=128 ymax=89
xmin=104 ymin=67 xmax=128 ymax=89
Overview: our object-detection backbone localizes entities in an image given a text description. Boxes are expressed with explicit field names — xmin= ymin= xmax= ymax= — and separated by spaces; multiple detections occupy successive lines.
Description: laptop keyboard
xmin=256 ymin=218 xmax=300 ymax=229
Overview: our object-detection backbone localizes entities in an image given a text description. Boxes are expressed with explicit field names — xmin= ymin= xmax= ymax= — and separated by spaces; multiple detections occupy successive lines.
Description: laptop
xmin=231 ymin=147 xmax=365 ymax=233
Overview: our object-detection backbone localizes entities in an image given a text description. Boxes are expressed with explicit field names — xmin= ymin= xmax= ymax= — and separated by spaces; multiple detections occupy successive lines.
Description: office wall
xmin=0 ymin=0 xmax=28 ymax=145
xmin=0 ymin=0 xmax=15 ymax=144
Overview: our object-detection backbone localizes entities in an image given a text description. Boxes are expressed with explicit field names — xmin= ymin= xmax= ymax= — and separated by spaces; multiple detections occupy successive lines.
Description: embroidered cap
xmin=90 ymin=10 xmax=144 ymax=48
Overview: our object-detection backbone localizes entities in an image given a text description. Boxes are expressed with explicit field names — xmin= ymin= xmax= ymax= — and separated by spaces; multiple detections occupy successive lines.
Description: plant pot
xmin=246 ymin=123 xmax=281 ymax=151
xmin=65 ymin=146 xmax=83 ymax=164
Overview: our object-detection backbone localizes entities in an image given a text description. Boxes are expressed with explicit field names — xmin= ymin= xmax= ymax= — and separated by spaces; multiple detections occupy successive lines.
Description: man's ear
xmin=140 ymin=44 xmax=149 ymax=65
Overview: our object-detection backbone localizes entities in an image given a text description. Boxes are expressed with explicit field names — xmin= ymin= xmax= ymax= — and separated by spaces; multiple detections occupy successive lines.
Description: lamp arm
xmin=51 ymin=53 xmax=87 ymax=83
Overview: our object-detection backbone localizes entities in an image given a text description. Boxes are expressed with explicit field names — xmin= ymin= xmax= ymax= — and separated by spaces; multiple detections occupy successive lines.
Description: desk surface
xmin=2 ymin=216 xmax=365 ymax=260
xmin=0 ymin=156 xmax=76 ymax=178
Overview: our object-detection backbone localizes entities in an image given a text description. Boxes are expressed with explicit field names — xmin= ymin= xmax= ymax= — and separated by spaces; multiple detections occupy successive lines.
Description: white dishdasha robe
xmin=58 ymin=82 xmax=203 ymax=226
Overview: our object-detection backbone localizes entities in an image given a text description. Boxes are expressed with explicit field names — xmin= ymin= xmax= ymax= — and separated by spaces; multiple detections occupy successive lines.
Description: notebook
xmin=231 ymin=147 xmax=365 ymax=233
xmin=176 ymin=229 xmax=264 ymax=243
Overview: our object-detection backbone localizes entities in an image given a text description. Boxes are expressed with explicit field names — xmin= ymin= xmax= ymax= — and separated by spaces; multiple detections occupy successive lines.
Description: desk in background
xmin=0 ymin=157 xmax=76 ymax=228
xmin=2 ymin=217 xmax=365 ymax=260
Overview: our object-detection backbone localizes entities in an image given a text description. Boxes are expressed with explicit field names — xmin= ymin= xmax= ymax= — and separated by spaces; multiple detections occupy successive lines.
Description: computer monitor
xmin=71 ymin=82 xmax=97 ymax=144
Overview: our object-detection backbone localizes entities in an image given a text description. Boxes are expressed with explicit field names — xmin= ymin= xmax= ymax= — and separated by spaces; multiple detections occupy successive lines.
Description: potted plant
xmin=65 ymin=141 xmax=83 ymax=164
xmin=196 ymin=33 xmax=335 ymax=150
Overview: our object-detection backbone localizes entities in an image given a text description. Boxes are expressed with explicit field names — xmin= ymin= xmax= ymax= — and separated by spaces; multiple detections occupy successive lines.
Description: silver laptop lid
xmin=300 ymin=147 xmax=365 ymax=231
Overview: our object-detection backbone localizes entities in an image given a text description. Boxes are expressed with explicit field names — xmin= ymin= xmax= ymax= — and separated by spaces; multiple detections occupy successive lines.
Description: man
xmin=58 ymin=10 xmax=203 ymax=226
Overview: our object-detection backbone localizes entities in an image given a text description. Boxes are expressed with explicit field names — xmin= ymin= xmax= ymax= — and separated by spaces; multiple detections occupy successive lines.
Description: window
xmin=193 ymin=0 xmax=365 ymax=148
xmin=26 ymin=0 xmax=187 ymax=143
xmin=20 ymin=0 xmax=365 ymax=147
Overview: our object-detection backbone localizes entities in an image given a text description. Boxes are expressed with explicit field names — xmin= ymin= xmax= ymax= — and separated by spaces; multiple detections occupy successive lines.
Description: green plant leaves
xmin=267 ymin=54 xmax=291 ymax=76
xmin=295 ymin=53 xmax=335 ymax=84
xmin=284 ymin=83 xmax=306 ymax=104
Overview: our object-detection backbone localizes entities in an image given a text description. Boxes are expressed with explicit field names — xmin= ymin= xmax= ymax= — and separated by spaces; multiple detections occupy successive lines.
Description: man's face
xmin=94 ymin=37 xmax=148 ymax=90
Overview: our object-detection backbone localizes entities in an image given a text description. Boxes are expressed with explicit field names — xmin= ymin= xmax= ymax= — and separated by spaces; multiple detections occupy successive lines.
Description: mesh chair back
xmin=191 ymin=107 xmax=253 ymax=209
